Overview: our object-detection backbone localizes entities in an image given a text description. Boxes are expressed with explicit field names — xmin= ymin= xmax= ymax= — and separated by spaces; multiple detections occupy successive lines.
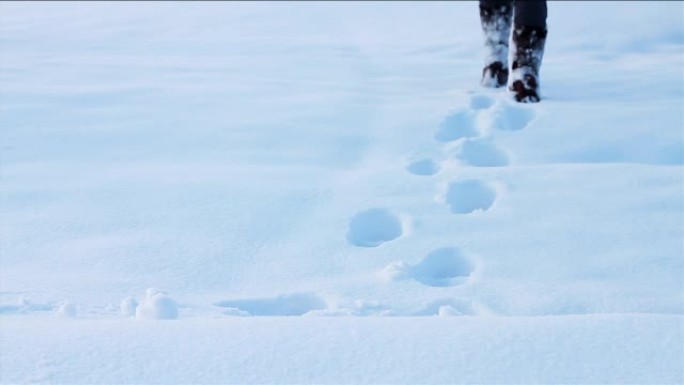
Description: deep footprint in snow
xmin=443 ymin=179 xmax=497 ymax=214
xmin=0 ymin=298 xmax=52 ymax=315
xmin=382 ymin=247 xmax=474 ymax=287
xmin=347 ymin=208 xmax=403 ymax=247
xmin=412 ymin=248 xmax=474 ymax=286
xmin=406 ymin=158 xmax=440 ymax=176
xmin=434 ymin=110 xmax=479 ymax=142
xmin=484 ymin=102 xmax=536 ymax=131
xmin=214 ymin=292 xmax=327 ymax=316
xmin=469 ymin=94 xmax=496 ymax=110
xmin=455 ymin=138 xmax=510 ymax=167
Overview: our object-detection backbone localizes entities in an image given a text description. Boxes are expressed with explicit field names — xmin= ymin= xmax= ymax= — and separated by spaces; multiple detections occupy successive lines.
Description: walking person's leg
xmin=479 ymin=0 xmax=513 ymax=88
xmin=509 ymin=0 xmax=548 ymax=102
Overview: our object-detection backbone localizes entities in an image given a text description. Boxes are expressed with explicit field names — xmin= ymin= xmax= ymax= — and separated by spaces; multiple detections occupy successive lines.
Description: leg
xmin=509 ymin=0 xmax=548 ymax=102
xmin=513 ymin=0 xmax=547 ymax=28
xmin=479 ymin=0 xmax=513 ymax=88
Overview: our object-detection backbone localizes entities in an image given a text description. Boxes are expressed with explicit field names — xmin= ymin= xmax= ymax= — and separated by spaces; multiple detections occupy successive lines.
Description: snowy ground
xmin=1 ymin=1 xmax=683 ymax=384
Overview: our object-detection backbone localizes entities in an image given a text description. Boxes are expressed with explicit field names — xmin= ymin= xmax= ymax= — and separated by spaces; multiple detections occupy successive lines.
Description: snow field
xmin=2 ymin=315 xmax=681 ymax=384
xmin=1 ymin=1 xmax=683 ymax=383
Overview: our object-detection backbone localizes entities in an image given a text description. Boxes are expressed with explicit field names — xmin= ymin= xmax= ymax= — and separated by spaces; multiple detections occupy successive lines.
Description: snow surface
xmin=1 ymin=1 xmax=683 ymax=383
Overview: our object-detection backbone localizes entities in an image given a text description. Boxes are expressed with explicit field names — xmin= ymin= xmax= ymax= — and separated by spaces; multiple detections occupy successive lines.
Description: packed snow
xmin=1 ymin=1 xmax=682 ymax=384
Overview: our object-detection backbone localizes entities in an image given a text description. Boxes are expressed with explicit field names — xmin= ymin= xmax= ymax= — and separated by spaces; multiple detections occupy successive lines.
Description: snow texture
xmin=2 ymin=316 xmax=681 ymax=384
xmin=1 ymin=1 xmax=682 ymax=384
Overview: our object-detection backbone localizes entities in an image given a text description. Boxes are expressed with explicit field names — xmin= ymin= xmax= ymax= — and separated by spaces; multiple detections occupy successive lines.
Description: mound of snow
xmin=56 ymin=301 xmax=77 ymax=318
xmin=121 ymin=297 xmax=139 ymax=318
xmin=135 ymin=289 xmax=178 ymax=320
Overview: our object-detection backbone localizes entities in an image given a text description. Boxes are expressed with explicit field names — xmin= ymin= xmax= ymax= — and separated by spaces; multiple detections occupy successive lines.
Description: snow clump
xmin=135 ymin=288 xmax=178 ymax=320
xmin=56 ymin=301 xmax=77 ymax=318
xmin=121 ymin=297 xmax=139 ymax=317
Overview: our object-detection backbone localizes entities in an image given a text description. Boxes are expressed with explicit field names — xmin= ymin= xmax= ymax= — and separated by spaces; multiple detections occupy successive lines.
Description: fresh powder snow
xmin=1 ymin=1 xmax=682 ymax=384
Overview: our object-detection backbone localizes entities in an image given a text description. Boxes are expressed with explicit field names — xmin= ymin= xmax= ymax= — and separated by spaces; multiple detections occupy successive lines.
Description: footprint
xmin=482 ymin=102 xmax=536 ymax=131
xmin=347 ymin=208 xmax=403 ymax=247
xmin=405 ymin=158 xmax=440 ymax=176
xmin=469 ymin=94 xmax=495 ymax=110
xmin=214 ymin=292 xmax=327 ymax=316
xmin=443 ymin=179 xmax=497 ymax=214
xmin=434 ymin=110 xmax=479 ymax=142
xmin=411 ymin=247 xmax=474 ymax=287
xmin=0 ymin=298 xmax=52 ymax=315
xmin=381 ymin=247 xmax=474 ymax=287
xmin=455 ymin=138 xmax=510 ymax=167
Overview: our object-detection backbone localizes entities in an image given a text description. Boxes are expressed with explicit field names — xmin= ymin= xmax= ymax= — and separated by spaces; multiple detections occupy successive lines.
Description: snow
xmin=384 ymin=247 xmax=475 ymax=288
xmin=405 ymin=158 xmax=440 ymax=176
xmin=2 ymin=316 xmax=682 ymax=384
xmin=346 ymin=208 xmax=406 ymax=247
xmin=120 ymin=297 xmax=138 ymax=318
xmin=55 ymin=301 xmax=77 ymax=319
xmin=1 ymin=1 xmax=683 ymax=383
xmin=135 ymin=289 xmax=178 ymax=320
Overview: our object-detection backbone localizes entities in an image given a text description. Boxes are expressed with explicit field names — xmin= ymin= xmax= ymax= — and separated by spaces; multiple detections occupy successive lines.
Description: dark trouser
xmin=479 ymin=0 xmax=547 ymax=28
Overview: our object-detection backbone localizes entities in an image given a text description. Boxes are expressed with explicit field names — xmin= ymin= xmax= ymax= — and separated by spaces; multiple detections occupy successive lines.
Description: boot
xmin=509 ymin=25 xmax=547 ymax=103
xmin=480 ymin=2 xmax=513 ymax=88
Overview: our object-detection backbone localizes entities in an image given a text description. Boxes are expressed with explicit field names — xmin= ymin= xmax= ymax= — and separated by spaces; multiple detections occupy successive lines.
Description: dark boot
xmin=480 ymin=1 xmax=513 ymax=88
xmin=509 ymin=25 xmax=547 ymax=103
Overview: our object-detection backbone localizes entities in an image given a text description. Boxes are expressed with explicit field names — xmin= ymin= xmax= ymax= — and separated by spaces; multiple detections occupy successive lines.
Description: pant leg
xmin=479 ymin=0 xmax=514 ymax=87
xmin=509 ymin=0 xmax=548 ymax=102
xmin=513 ymin=0 xmax=547 ymax=28
xmin=479 ymin=0 xmax=513 ymax=18
xmin=479 ymin=0 xmax=512 ymax=7
xmin=478 ymin=0 xmax=513 ymax=61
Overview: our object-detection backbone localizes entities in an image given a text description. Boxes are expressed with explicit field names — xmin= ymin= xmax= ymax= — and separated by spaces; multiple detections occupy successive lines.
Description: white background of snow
xmin=1 ymin=1 xmax=682 ymax=383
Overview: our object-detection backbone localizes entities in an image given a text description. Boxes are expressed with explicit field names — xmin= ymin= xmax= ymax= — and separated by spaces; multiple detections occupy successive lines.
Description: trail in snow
xmin=1 ymin=1 xmax=682 ymax=383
